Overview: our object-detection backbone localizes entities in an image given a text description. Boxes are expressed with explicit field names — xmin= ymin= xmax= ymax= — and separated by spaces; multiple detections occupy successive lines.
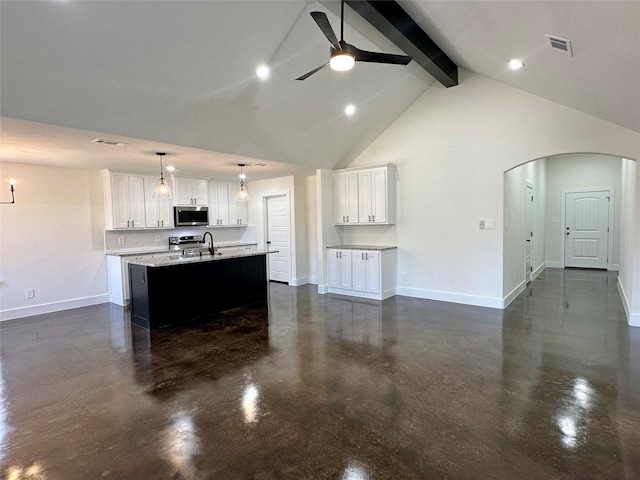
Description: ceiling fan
xmin=296 ymin=0 xmax=412 ymax=81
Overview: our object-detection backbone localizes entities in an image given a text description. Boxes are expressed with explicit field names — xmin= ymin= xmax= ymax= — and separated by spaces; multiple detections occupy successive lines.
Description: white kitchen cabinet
xmin=208 ymin=182 xmax=250 ymax=226
xmin=328 ymin=249 xmax=352 ymax=290
xmin=175 ymin=177 xmax=208 ymax=206
xmin=333 ymin=171 xmax=359 ymax=224
xmin=228 ymin=188 xmax=249 ymax=225
xmin=352 ymin=250 xmax=380 ymax=294
xmin=208 ymin=182 xmax=230 ymax=226
xmin=104 ymin=172 xmax=146 ymax=229
xmin=143 ymin=177 xmax=174 ymax=228
xmin=333 ymin=164 xmax=396 ymax=225
xmin=327 ymin=247 xmax=396 ymax=300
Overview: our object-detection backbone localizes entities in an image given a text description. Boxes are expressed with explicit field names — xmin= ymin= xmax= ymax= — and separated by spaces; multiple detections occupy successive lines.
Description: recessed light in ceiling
xmin=91 ymin=138 xmax=129 ymax=147
xmin=508 ymin=59 xmax=525 ymax=70
xmin=256 ymin=64 xmax=270 ymax=80
xmin=345 ymin=104 xmax=356 ymax=116
xmin=166 ymin=165 xmax=176 ymax=172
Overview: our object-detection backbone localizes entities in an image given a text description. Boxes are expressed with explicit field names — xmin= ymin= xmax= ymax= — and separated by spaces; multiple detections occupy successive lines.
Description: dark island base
xmin=129 ymin=254 xmax=268 ymax=329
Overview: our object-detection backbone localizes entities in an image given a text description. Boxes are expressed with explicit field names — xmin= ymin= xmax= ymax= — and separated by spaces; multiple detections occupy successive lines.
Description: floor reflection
xmin=501 ymin=268 xmax=629 ymax=477
xmin=130 ymin=306 xmax=270 ymax=398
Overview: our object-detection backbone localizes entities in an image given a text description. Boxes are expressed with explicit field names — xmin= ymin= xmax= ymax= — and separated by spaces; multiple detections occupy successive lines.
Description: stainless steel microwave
xmin=174 ymin=206 xmax=209 ymax=226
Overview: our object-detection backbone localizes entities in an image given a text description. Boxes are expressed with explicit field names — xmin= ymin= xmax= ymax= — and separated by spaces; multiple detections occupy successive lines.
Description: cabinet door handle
xmin=366 ymin=253 xmax=368 ymax=260
xmin=161 ymin=220 xmax=164 ymax=227
xmin=372 ymin=215 xmax=375 ymax=222
xmin=361 ymin=252 xmax=364 ymax=260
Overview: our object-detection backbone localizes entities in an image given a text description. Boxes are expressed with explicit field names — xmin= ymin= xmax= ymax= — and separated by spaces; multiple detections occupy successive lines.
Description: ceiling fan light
xmin=330 ymin=53 xmax=355 ymax=71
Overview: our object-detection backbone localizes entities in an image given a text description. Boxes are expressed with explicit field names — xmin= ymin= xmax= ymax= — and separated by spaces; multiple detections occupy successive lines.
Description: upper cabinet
xmin=208 ymin=181 xmax=250 ymax=226
xmin=103 ymin=172 xmax=146 ymax=229
xmin=143 ymin=177 xmax=174 ymax=228
xmin=333 ymin=165 xmax=396 ymax=225
xmin=174 ymin=178 xmax=208 ymax=206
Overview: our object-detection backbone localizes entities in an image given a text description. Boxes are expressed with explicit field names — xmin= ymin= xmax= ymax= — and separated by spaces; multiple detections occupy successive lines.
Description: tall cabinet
xmin=333 ymin=164 xmax=396 ymax=225
xmin=103 ymin=172 xmax=146 ymax=229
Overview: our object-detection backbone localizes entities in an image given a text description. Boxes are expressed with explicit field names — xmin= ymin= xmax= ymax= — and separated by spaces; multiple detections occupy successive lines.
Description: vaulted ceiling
xmin=1 ymin=1 xmax=638 ymax=182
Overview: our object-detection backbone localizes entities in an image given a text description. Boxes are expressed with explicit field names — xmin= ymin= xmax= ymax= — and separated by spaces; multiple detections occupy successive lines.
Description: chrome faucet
xmin=202 ymin=231 xmax=215 ymax=255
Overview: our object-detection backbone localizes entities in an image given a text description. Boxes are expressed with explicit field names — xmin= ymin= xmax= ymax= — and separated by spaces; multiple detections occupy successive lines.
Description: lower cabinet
xmin=327 ymin=248 xmax=396 ymax=300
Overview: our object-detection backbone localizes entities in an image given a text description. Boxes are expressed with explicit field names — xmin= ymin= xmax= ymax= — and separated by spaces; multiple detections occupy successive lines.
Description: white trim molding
xmin=0 ymin=294 xmax=110 ymax=322
xmin=317 ymin=284 xmax=329 ymax=294
xmin=546 ymin=261 xmax=563 ymax=269
xmin=618 ymin=278 xmax=640 ymax=328
xmin=396 ymin=286 xmax=503 ymax=309
xmin=503 ymin=280 xmax=526 ymax=309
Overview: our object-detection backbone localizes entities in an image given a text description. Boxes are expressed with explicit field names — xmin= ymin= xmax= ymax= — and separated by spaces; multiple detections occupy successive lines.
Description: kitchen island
xmin=128 ymin=250 xmax=272 ymax=329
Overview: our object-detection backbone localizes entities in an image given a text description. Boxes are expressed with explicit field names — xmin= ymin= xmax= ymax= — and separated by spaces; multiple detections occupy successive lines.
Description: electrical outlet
xmin=117 ymin=236 xmax=125 ymax=245
xmin=513 ymin=273 xmax=517 ymax=283
xmin=25 ymin=288 xmax=35 ymax=299
xmin=402 ymin=272 xmax=408 ymax=281
xmin=155 ymin=235 xmax=161 ymax=242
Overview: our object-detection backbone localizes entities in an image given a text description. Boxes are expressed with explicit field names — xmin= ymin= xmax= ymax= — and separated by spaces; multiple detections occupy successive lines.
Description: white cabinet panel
xmin=175 ymin=178 xmax=208 ymax=206
xmin=106 ymin=173 xmax=146 ymax=229
xmin=208 ymin=182 xmax=230 ymax=226
xmin=333 ymin=165 xmax=395 ymax=225
xmin=143 ymin=176 xmax=174 ymax=228
xmin=327 ymin=248 xmax=395 ymax=300
xmin=228 ymin=188 xmax=249 ymax=225
xmin=328 ymin=249 xmax=352 ymax=290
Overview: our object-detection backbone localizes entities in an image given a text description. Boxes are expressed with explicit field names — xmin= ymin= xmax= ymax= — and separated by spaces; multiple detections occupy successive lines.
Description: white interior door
xmin=564 ymin=190 xmax=610 ymax=269
xmin=267 ymin=195 xmax=290 ymax=283
xmin=525 ymin=184 xmax=533 ymax=283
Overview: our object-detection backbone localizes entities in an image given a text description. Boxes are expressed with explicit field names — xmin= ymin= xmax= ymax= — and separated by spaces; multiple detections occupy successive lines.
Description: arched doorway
xmin=503 ymin=153 xmax=637 ymax=316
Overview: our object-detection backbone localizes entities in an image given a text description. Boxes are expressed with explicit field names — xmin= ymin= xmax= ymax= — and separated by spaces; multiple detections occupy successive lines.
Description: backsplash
xmin=104 ymin=226 xmax=257 ymax=254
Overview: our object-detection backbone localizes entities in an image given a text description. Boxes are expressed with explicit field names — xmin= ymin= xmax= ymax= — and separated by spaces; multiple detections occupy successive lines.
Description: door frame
xmin=524 ymin=181 xmax=534 ymax=284
xmin=560 ymin=186 xmax=615 ymax=270
xmin=263 ymin=193 xmax=292 ymax=283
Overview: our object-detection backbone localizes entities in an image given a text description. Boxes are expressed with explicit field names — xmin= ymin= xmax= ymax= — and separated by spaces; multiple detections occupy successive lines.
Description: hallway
xmin=1 ymin=269 xmax=638 ymax=479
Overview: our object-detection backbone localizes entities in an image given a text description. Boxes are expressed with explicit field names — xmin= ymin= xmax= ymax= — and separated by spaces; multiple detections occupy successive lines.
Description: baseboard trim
xmin=546 ymin=261 xmax=563 ymax=269
xmin=0 ymin=294 xmax=110 ymax=321
xmin=317 ymin=284 xmax=329 ymax=294
xmin=289 ymin=276 xmax=309 ymax=287
xmin=308 ymin=276 xmax=319 ymax=285
xmin=503 ymin=280 xmax=526 ymax=309
xmin=533 ymin=264 xmax=545 ymax=279
xmin=610 ymin=264 xmax=620 ymax=272
xmin=617 ymin=278 xmax=640 ymax=327
xmin=395 ymin=286 xmax=503 ymax=309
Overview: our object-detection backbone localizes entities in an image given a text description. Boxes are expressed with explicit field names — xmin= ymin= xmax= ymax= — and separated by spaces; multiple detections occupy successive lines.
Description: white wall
xmin=306 ymin=175 xmax=319 ymax=284
xmin=503 ymin=158 xmax=546 ymax=303
xmin=247 ymin=175 xmax=310 ymax=286
xmin=0 ymin=163 xmax=108 ymax=320
xmin=544 ymin=154 xmax=622 ymax=268
xmin=316 ymin=169 xmax=342 ymax=292
xmin=619 ymin=158 xmax=637 ymax=324
xmin=343 ymin=69 xmax=640 ymax=309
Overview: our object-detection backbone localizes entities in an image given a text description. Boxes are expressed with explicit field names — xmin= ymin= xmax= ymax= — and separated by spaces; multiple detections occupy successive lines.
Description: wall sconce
xmin=236 ymin=164 xmax=250 ymax=202
xmin=0 ymin=178 xmax=16 ymax=205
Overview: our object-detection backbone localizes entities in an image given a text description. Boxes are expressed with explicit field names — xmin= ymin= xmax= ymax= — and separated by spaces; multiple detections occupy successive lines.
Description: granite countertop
xmin=106 ymin=242 xmax=258 ymax=256
xmin=127 ymin=249 xmax=275 ymax=267
xmin=326 ymin=245 xmax=397 ymax=251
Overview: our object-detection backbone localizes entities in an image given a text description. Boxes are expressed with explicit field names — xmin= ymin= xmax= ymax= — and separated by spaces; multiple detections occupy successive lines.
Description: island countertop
xmin=127 ymin=249 xmax=274 ymax=267
xmin=106 ymin=242 xmax=258 ymax=256
xmin=326 ymin=245 xmax=397 ymax=251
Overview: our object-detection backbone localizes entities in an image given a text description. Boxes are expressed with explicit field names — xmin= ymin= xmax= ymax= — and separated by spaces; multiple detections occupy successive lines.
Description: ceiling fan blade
xmin=310 ymin=11 xmax=341 ymax=50
xmin=354 ymin=47 xmax=412 ymax=65
xmin=295 ymin=63 xmax=329 ymax=81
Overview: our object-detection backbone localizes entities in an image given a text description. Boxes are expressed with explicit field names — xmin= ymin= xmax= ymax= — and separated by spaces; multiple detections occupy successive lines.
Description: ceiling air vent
xmin=546 ymin=34 xmax=573 ymax=56
xmin=91 ymin=138 xmax=130 ymax=147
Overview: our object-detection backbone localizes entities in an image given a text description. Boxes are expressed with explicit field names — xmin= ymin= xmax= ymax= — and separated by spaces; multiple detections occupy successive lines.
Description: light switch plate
xmin=485 ymin=219 xmax=496 ymax=229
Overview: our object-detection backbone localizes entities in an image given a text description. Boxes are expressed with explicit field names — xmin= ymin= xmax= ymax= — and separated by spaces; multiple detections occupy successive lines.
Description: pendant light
xmin=236 ymin=163 xmax=250 ymax=201
xmin=153 ymin=152 xmax=172 ymax=199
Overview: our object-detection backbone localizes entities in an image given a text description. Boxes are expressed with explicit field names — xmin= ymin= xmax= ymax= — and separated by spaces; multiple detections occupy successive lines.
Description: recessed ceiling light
xmin=508 ymin=59 xmax=525 ymax=70
xmin=256 ymin=64 xmax=270 ymax=80
xmin=166 ymin=165 xmax=176 ymax=172
xmin=345 ymin=104 xmax=356 ymax=116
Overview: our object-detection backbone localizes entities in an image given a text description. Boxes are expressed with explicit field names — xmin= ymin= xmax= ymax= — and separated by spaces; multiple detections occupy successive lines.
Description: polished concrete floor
xmin=1 ymin=268 xmax=639 ymax=479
